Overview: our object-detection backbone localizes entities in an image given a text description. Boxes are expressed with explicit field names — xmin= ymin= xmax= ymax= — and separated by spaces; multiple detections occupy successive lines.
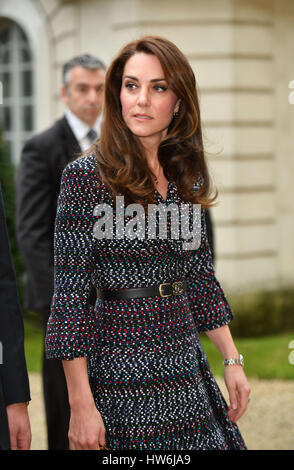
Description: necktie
xmin=87 ymin=128 xmax=98 ymax=144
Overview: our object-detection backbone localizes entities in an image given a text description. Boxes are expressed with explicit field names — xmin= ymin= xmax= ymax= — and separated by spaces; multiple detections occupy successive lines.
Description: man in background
xmin=16 ymin=54 xmax=106 ymax=450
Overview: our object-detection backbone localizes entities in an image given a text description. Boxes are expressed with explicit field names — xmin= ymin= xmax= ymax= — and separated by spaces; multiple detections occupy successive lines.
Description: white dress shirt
xmin=65 ymin=109 xmax=102 ymax=152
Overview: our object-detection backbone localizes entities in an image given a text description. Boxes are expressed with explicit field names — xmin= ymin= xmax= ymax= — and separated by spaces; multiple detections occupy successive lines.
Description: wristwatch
xmin=223 ymin=354 xmax=244 ymax=366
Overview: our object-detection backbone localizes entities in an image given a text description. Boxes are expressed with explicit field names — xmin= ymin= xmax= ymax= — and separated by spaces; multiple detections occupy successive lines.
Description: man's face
xmin=61 ymin=66 xmax=106 ymax=127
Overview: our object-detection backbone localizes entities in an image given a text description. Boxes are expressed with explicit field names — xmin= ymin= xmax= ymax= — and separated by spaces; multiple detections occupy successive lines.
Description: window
xmin=0 ymin=19 xmax=34 ymax=165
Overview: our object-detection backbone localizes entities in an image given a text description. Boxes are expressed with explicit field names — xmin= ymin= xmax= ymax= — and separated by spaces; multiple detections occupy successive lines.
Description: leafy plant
xmin=0 ymin=128 xmax=25 ymax=305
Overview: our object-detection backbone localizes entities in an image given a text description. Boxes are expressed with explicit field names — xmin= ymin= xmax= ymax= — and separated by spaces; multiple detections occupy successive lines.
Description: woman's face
xmin=120 ymin=52 xmax=180 ymax=147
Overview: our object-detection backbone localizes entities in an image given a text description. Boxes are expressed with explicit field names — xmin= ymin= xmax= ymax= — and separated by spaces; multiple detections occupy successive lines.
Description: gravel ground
xmin=27 ymin=372 xmax=294 ymax=451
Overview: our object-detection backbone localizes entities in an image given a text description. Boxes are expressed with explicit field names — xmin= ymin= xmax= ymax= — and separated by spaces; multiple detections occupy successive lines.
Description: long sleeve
xmin=0 ymin=186 xmax=31 ymax=406
xmin=45 ymin=159 xmax=99 ymax=360
xmin=186 ymin=207 xmax=234 ymax=332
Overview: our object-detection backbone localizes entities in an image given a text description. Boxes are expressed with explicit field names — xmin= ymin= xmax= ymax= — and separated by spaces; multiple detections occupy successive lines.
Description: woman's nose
xmin=137 ymin=87 xmax=150 ymax=106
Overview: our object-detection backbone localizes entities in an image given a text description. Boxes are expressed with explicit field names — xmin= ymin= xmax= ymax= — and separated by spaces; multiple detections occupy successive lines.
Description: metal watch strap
xmin=223 ymin=354 xmax=244 ymax=366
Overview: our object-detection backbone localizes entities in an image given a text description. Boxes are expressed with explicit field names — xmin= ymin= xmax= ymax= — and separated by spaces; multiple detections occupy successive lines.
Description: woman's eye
xmin=154 ymin=85 xmax=167 ymax=92
xmin=125 ymin=83 xmax=137 ymax=90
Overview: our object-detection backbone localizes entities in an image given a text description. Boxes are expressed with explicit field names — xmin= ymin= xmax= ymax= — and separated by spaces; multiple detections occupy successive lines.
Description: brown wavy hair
xmin=91 ymin=35 xmax=218 ymax=211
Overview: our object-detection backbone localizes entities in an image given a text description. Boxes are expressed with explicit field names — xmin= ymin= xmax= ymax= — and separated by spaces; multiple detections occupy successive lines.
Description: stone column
xmin=273 ymin=0 xmax=294 ymax=286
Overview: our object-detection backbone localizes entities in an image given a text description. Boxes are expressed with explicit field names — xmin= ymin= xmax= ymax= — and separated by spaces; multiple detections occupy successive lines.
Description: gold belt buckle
xmin=172 ymin=281 xmax=184 ymax=295
xmin=159 ymin=282 xmax=173 ymax=298
xmin=159 ymin=281 xmax=185 ymax=297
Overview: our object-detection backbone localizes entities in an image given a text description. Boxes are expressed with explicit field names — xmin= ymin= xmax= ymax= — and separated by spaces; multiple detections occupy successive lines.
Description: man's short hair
xmin=63 ymin=54 xmax=106 ymax=88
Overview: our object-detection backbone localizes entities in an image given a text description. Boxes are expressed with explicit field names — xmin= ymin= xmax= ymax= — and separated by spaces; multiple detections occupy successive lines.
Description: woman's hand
xmin=62 ymin=358 xmax=107 ymax=450
xmin=224 ymin=365 xmax=251 ymax=423
xmin=68 ymin=401 xmax=107 ymax=450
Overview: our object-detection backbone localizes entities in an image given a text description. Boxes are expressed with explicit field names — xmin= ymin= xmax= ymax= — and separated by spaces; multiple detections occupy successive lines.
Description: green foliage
xmin=24 ymin=312 xmax=44 ymax=373
xmin=228 ymin=288 xmax=294 ymax=338
xmin=0 ymin=129 xmax=26 ymax=305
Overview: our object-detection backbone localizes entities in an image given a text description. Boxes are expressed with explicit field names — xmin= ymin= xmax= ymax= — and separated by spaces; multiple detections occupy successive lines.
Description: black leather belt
xmin=96 ymin=280 xmax=189 ymax=301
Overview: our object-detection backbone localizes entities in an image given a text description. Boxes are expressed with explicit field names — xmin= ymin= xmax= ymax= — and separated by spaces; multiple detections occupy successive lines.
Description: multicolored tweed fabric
xmin=45 ymin=154 xmax=247 ymax=450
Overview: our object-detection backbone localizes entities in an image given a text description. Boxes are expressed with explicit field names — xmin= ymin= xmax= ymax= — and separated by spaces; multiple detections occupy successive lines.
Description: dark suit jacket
xmin=0 ymin=186 xmax=30 ymax=411
xmin=16 ymin=117 xmax=81 ymax=316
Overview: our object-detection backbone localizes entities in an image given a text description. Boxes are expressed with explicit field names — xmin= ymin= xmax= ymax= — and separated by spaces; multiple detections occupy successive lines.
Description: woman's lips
xmin=133 ymin=114 xmax=153 ymax=120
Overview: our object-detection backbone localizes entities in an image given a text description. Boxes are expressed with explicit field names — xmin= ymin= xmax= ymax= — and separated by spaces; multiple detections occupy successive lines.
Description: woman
xmin=45 ymin=36 xmax=250 ymax=450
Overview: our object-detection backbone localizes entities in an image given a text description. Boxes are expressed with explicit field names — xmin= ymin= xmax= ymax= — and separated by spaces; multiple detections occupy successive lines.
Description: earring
xmin=173 ymin=99 xmax=181 ymax=118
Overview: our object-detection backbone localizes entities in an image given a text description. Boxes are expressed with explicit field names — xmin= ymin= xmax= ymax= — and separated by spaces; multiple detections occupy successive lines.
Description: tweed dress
xmin=45 ymin=154 xmax=247 ymax=450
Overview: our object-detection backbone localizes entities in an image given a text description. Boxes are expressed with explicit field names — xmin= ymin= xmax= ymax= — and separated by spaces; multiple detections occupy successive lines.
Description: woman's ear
xmin=174 ymin=99 xmax=181 ymax=115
